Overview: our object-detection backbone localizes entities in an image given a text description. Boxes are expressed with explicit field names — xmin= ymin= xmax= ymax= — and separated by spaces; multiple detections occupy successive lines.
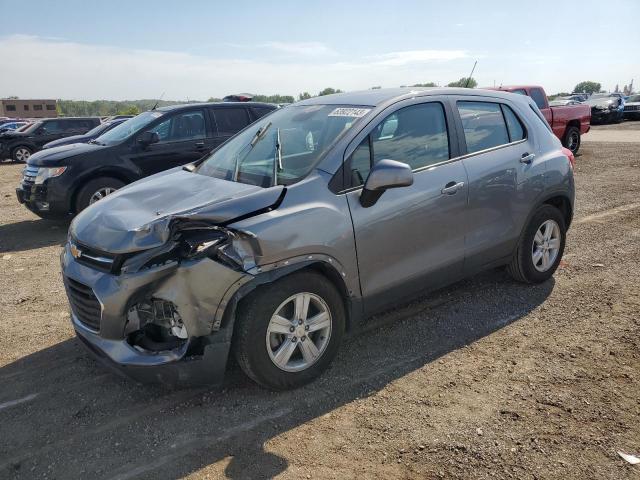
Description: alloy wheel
xmin=89 ymin=187 xmax=117 ymax=204
xmin=266 ymin=292 xmax=332 ymax=372
xmin=532 ymin=219 xmax=561 ymax=272
xmin=14 ymin=148 xmax=31 ymax=162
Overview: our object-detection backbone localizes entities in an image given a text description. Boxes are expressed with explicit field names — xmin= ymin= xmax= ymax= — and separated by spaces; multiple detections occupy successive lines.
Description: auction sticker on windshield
xmin=328 ymin=107 xmax=371 ymax=118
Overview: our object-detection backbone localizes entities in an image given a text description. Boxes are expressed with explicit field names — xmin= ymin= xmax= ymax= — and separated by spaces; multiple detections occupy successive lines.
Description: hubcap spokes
xmin=16 ymin=148 xmax=30 ymax=161
xmin=266 ymin=292 xmax=331 ymax=372
xmin=89 ymin=187 xmax=117 ymax=204
xmin=532 ymin=219 xmax=561 ymax=272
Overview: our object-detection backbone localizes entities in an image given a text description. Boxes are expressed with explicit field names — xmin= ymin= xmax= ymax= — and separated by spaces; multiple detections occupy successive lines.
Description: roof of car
xmin=295 ymin=87 xmax=531 ymax=107
xmin=156 ymin=101 xmax=277 ymax=112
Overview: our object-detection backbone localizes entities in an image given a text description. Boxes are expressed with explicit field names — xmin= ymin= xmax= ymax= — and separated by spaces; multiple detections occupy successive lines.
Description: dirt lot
xmin=0 ymin=122 xmax=639 ymax=480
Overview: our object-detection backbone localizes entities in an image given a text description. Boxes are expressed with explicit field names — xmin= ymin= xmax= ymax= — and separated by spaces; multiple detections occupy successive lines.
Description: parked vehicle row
xmin=16 ymin=102 xmax=277 ymax=217
xmin=0 ymin=117 xmax=101 ymax=162
xmin=488 ymin=85 xmax=591 ymax=154
xmin=58 ymin=88 xmax=575 ymax=389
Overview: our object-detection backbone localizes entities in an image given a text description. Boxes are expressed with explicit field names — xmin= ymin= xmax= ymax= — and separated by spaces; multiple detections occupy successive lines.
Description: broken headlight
xmin=179 ymin=229 xmax=229 ymax=259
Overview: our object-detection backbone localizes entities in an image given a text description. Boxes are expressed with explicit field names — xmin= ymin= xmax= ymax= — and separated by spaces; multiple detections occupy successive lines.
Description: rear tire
xmin=11 ymin=145 xmax=32 ymax=163
xmin=562 ymin=126 xmax=581 ymax=154
xmin=75 ymin=177 xmax=125 ymax=213
xmin=507 ymin=205 xmax=566 ymax=284
xmin=233 ymin=271 xmax=345 ymax=390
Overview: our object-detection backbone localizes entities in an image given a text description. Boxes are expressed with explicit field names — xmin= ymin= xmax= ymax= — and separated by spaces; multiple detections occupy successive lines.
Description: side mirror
xmin=138 ymin=131 xmax=160 ymax=145
xmin=360 ymin=159 xmax=413 ymax=207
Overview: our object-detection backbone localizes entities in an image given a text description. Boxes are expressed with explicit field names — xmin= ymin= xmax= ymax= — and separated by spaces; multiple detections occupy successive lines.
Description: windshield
xmin=95 ymin=111 xmax=164 ymax=145
xmin=196 ymin=104 xmax=371 ymax=187
xmin=84 ymin=122 xmax=112 ymax=137
xmin=21 ymin=121 xmax=43 ymax=134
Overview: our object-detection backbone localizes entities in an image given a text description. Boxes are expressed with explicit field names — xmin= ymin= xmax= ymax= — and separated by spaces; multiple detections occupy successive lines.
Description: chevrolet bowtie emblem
xmin=70 ymin=243 xmax=82 ymax=259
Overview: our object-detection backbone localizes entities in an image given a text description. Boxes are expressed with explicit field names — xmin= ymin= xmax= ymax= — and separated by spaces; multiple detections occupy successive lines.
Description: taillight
xmin=561 ymin=147 xmax=575 ymax=170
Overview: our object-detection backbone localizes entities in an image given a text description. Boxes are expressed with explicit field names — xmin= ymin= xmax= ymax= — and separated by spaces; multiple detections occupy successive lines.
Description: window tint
xmin=149 ymin=110 xmax=205 ymax=143
xmin=41 ymin=120 xmax=64 ymax=134
xmin=501 ymin=105 xmax=525 ymax=142
xmin=372 ymin=102 xmax=449 ymax=171
xmin=457 ymin=101 xmax=510 ymax=153
xmin=213 ymin=107 xmax=250 ymax=135
xmin=251 ymin=107 xmax=275 ymax=120
xmin=529 ymin=88 xmax=547 ymax=109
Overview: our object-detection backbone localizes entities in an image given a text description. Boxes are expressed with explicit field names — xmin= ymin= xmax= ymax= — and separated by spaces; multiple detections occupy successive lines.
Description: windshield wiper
xmin=273 ymin=128 xmax=283 ymax=187
xmin=232 ymin=122 xmax=272 ymax=181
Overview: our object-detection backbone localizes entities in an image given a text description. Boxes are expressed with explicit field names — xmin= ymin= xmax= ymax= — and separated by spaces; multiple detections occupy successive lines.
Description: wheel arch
xmin=220 ymin=259 xmax=358 ymax=340
xmin=542 ymin=194 xmax=573 ymax=229
xmin=70 ymin=168 xmax=137 ymax=213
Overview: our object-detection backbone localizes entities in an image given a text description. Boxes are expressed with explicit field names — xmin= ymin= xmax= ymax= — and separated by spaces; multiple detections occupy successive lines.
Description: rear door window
xmin=212 ymin=107 xmax=250 ymax=135
xmin=149 ymin=110 xmax=206 ymax=143
xmin=250 ymin=106 xmax=275 ymax=120
xmin=457 ymin=101 xmax=510 ymax=153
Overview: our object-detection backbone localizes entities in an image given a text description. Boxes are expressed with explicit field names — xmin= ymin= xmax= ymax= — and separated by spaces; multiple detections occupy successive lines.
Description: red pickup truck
xmin=488 ymin=85 xmax=591 ymax=154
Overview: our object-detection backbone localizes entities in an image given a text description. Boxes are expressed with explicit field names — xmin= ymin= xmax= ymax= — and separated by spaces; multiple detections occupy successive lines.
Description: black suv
xmin=16 ymin=102 xmax=277 ymax=218
xmin=0 ymin=117 xmax=101 ymax=162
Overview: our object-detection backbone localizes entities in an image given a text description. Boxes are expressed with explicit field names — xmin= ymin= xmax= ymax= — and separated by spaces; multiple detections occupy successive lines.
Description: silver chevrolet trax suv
xmin=62 ymin=88 xmax=574 ymax=390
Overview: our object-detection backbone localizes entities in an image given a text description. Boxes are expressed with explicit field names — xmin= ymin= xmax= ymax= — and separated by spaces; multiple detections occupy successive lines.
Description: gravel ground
xmin=0 ymin=121 xmax=639 ymax=479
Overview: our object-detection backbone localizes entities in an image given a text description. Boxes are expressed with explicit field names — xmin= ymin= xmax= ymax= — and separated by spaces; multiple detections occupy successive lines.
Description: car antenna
xmin=464 ymin=61 xmax=477 ymax=88
xmin=152 ymin=92 xmax=165 ymax=110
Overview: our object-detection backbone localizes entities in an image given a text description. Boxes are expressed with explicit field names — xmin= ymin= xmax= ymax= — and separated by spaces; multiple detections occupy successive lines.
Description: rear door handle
xmin=520 ymin=152 xmax=535 ymax=164
xmin=441 ymin=181 xmax=465 ymax=195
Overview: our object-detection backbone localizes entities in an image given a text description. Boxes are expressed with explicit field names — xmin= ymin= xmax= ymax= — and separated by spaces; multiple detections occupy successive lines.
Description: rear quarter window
xmin=501 ymin=104 xmax=526 ymax=142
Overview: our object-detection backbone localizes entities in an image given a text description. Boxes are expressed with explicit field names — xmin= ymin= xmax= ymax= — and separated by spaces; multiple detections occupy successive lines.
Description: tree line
xmin=31 ymin=78 xmax=626 ymax=118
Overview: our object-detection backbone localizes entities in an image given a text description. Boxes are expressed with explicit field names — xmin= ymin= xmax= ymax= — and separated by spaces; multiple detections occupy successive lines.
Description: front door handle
xmin=520 ymin=152 xmax=535 ymax=164
xmin=441 ymin=181 xmax=465 ymax=195
xmin=195 ymin=142 xmax=205 ymax=149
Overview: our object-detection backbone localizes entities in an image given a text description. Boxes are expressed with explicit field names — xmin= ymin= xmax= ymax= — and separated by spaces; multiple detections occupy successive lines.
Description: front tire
xmin=562 ymin=126 xmax=581 ymax=154
xmin=233 ymin=271 xmax=345 ymax=390
xmin=75 ymin=177 xmax=125 ymax=213
xmin=12 ymin=145 xmax=32 ymax=163
xmin=508 ymin=205 xmax=566 ymax=283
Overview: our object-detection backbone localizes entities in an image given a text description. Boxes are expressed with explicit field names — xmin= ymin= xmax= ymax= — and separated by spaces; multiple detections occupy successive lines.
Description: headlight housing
xmin=35 ymin=166 xmax=67 ymax=184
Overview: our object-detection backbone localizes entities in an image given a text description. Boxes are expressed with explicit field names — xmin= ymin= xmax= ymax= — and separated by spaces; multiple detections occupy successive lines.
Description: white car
xmin=623 ymin=94 xmax=640 ymax=120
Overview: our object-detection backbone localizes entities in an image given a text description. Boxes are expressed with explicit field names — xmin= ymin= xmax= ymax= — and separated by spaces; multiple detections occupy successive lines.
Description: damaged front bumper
xmin=61 ymin=239 xmax=253 ymax=387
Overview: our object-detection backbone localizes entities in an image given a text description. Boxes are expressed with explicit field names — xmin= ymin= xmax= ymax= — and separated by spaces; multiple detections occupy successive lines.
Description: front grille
xmin=22 ymin=165 xmax=38 ymax=185
xmin=66 ymin=277 xmax=102 ymax=331
xmin=624 ymin=105 xmax=639 ymax=111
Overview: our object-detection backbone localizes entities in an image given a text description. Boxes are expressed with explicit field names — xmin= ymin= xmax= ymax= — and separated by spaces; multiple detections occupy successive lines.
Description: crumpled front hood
xmin=70 ymin=168 xmax=285 ymax=254
xmin=28 ymin=142 xmax=104 ymax=166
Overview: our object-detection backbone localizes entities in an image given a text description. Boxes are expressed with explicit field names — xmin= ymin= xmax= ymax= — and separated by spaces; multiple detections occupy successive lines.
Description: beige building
xmin=0 ymin=99 xmax=58 ymax=118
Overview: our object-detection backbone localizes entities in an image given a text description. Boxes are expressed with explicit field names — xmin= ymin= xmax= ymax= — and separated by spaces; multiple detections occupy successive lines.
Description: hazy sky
xmin=0 ymin=0 xmax=638 ymax=100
